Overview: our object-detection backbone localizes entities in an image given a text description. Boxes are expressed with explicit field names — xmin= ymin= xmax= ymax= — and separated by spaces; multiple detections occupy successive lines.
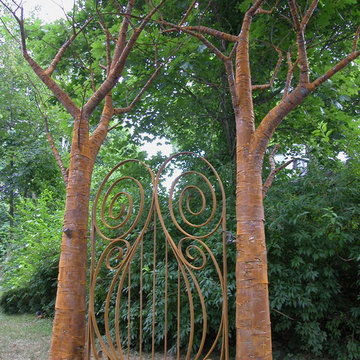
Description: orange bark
xmin=48 ymin=112 xmax=94 ymax=359
xmin=235 ymin=151 xmax=271 ymax=359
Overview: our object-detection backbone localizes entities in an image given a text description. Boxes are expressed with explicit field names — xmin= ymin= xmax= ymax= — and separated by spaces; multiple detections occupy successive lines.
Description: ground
xmin=0 ymin=311 xmax=185 ymax=359
xmin=0 ymin=312 xmax=52 ymax=360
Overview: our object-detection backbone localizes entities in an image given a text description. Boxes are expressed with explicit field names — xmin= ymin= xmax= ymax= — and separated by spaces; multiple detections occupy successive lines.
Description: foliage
xmin=0 ymin=189 xmax=63 ymax=315
xmin=265 ymin=158 xmax=360 ymax=359
xmin=0 ymin=257 xmax=59 ymax=316
xmin=0 ymin=0 xmax=359 ymax=358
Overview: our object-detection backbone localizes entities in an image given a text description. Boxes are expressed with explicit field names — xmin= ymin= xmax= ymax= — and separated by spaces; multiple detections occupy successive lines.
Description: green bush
xmin=265 ymin=159 xmax=360 ymax=359
xmin=0 ymin=189 xmax=63 ymax=316
xmin=0 ymin=256 xmax=58 ymax=316
xmin=1 ymin=189 xmax=63 ymax=289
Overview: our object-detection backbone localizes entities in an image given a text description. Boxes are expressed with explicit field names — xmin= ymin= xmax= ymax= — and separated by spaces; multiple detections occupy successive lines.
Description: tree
xmin=1 ymin=1 xmax=359 ymax=359
xmin=0 ymin=1 xmax=175 ymax=358
xmin=157 ymin=1 xmax=360 ymax=358
xmin=0 ymin=27 xmax=64 ymax=244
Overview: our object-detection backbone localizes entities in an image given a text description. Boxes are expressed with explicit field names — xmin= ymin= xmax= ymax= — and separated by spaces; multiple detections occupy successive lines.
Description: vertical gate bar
xmin=151 ymin=211 xmax=157 ymax=360
xmin=164 ymin=236 xmax=168 ymax=360
xmin=139 ymin=235 xmax=144 ymax=359
xmin=177 ymin=267 xmax=181 ymax=360
xmin=222 ymin=216 xmax=229 ymax=360
xmin=127 ymin=266 xmax=131 ymax=360
xmin=87 ymin=154 xmax=229 ymax=360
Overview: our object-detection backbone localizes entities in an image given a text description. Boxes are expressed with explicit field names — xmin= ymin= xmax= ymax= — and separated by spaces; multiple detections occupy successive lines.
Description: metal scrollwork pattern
xmin=86 ymin=153 xmax=228 ymax=360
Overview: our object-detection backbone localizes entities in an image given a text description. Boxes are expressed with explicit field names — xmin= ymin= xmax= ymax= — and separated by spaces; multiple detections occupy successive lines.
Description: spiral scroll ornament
xmin=155 ymin=152 xmax=226 ymax=240
xmin=87 ymin=154 xmax=229 ymax=360
xmin=93 ymin=160 xmax=155 ymax=241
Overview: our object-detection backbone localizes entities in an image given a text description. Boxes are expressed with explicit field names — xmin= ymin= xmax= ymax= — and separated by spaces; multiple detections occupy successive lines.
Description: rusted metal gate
xmin=86 ymin=152 xmax=228 ymax=360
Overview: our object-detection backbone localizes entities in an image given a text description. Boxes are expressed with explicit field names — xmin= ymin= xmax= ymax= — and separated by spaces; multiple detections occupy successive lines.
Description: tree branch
xmin=160 ymin=20 xmax=227 ymax=62
xmin=110 ymin=0 xmax=135 ymax=70
xmin=252 ymin=45 xmax=283 ymax=91
xmin=45 ymin=18 xmax=93 ymax=77
xmin=301 ymin=0 xmax=319 ymax=30
xmin=181 ymin=25 xmax=238 ymax=43
xmin=83 ymin=0 xmax=166 ymax=116
xmin=282 ymin=50 xmax=299 ymax=100
xmin=28 ymin=76 xmax=69 ymax=187
xmin=288 ymin=0 xmax=311 ymax=84
xmin=112 ymin=64 xmax=163 ymax=116
xmin=310 ymin=49 xmax=360 ymax=90
xmin=353 ymin=25 xmax=360 ymax=53
xmin=262 ymin=144 xmax=294 ymax=198
xmin=89 ymin=93 xmax=113 ymax=154
xmin=109 ymin=39 xmax=185 ymax=130
xmin=253 ymin=21 xmax=360 ymax=158
xmin=2 ymin=1 xmax=80 ymax=118
xmin=178 ymin=0 xmax=197 ymax=26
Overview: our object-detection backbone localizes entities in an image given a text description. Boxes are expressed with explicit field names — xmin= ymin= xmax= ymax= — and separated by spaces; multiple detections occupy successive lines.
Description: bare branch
xmin=27 ymin=75 xmax=69 ymax=187
xmin=179 ymin=0 xmax=197 ymax=26
xmin=248 ymin=0 xmax=267 ymax=16
xmin=24 ymin=55 xmax=80 ymax=118
xmin=272 ymin=308 xmax=295 ymax=321
xmin=181 ymin=25 xmax=238 ymax=43
xmin=252 ymin=45 xmax=283 ymax=91
xmin=45 ymin=18 xmax=93 ymax=77
xmin=353 ymin=25 xmax=360 ymax=53
xmin=224 ymin=58 xmax=238 ymax=110
xmin=160 ymin=20 xmax=227 ymax=61
xmin=282 ymin=51 xmax=299 ymax=100
xmin=255 ymin=0 xmax=280 ymax=15
xmin=288 ymin=0 xmax=311 ymax=84
xmin=311 ymin=49 xmax=360 ymax=90
xmin=83 ymin=0 xmax=166 ymax=116
xmin=2 ymin=1 xmax=80 ymax=117
xmin=109 ymin=39 xmax=184 ymax=131
xmin=0 ymin=16 xmax=20 ymax=44
xmin=270 ymin=47 xmax=283 ymax=86
xmin=89 ymin=93 xmax=113 ymax=154
xmin=113 ymin=65 xmax=163 ymax=116
xmin=110 ymin=0 xmax=135 ymax=70
xmin=252 ymin=84 xmax=271 ymax=91
xmin=254 ymin=23 xmax=360 ymax=158
xmin=262 ymin=144 xmax=294 ymax=198
xmin=301 ymin=0 xmax=319 ymax=30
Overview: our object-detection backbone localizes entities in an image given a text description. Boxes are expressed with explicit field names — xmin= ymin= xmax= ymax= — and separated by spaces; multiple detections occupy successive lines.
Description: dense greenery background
xmin=0 ymin=1 xmax=359 ymax=359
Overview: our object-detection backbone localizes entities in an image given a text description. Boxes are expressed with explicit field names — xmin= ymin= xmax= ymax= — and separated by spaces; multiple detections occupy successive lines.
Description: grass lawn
xmin=0 ymin=312 xmax=53 ymax=360
xmin=0 ymin=310 xmax=190 ymax=359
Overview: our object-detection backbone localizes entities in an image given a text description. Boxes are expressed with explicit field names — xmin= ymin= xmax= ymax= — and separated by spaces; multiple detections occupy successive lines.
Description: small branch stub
xmin=63 ymin=227 xmax=73 ymax=238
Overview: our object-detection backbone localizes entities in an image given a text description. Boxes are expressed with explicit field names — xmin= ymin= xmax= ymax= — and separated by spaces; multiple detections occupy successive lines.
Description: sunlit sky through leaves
xmin=23 ymin=0 xmax=74 ymax=23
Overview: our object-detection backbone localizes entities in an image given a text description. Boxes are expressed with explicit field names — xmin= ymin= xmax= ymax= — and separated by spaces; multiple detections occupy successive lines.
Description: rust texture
xmin=86 ymin=153 xmax=229 ymax=360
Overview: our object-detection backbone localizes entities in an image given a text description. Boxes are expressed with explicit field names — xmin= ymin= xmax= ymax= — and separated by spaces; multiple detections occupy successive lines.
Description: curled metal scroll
xmin=86 ymin=153 xmax=228 ymax=360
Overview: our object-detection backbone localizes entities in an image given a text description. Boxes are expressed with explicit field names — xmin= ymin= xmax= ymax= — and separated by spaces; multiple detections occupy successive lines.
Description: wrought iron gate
xmin=86 ymin=152 xmax=228 ymax=360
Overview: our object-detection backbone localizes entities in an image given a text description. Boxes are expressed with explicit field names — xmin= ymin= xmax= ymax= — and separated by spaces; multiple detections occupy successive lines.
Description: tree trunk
xmin=235 ymin=148 xmax=271 ymax=359
xmin=49 ymin=118 xmax=95 ymax=360
xmin=9 ymin=159 xmax=14 ymax=239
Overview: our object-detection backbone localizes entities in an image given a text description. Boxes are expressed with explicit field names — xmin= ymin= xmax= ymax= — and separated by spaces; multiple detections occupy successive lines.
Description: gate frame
xmin=85 ymin=152 xmax=229 ymax=360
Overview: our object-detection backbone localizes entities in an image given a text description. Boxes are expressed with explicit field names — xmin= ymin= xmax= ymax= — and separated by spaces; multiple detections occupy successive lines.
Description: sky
xmin=23 ymin=0 xmax=74 ymax=23
xmin=22 ymin=0 xmax=174 ymax=160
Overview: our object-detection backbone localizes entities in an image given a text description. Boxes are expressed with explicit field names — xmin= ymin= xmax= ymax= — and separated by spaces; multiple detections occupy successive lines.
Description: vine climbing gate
xmin=86 ymin=153 xmax=229 ymax=360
